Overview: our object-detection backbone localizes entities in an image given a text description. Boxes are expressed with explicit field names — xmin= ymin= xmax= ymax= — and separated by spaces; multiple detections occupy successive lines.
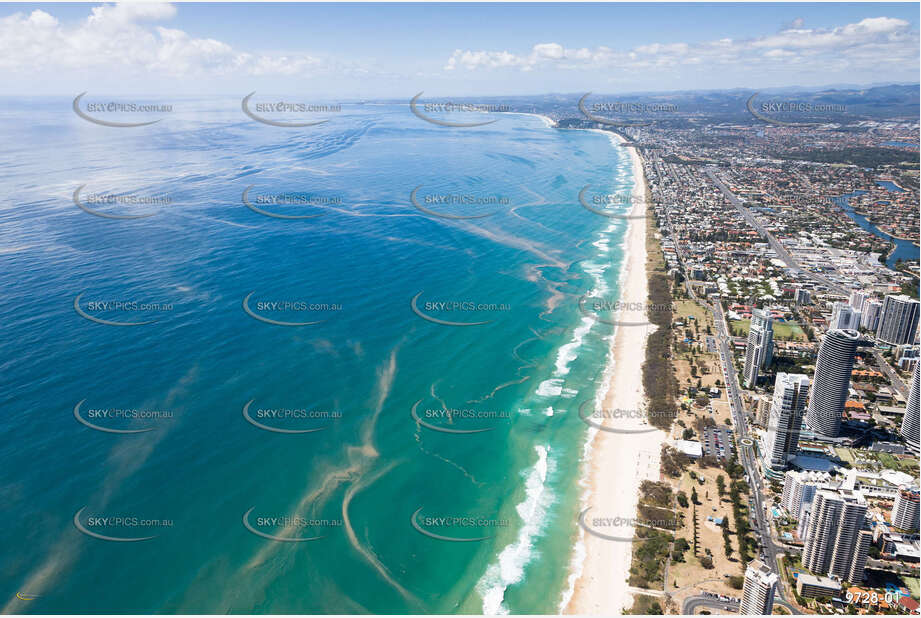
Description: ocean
xmin=0 ymin=98 xmax=635 ymax=613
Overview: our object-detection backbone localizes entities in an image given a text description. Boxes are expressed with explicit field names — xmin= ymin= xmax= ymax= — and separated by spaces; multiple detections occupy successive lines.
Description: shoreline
xmin=562 ymin=131 xmax=667 ymax=615
xmin=505 ymin=111 xmax=556 ymax=128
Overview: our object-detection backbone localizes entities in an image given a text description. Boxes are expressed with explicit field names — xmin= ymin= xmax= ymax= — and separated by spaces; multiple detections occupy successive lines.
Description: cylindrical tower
xmin=901 ymin=363 xmax=920 ymax=453
xmin=806 ymin=329 xmax=861 ymax=438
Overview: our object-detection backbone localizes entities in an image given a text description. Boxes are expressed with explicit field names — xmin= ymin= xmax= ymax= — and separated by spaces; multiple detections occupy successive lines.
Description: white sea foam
xmin=552 ymin=315 xmax=595 ymax=377
xmin=478 ymin=445 xmax=553 ymax=615
xmin=535 ymin=378 xmax=563 ymax=398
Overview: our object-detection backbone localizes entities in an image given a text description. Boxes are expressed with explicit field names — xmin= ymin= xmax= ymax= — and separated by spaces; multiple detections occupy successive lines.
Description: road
xmin=704 ymin=167 xmax=848 ymax=296
xmin=682 ymin=594 xmax=739 ymax=614
xmin=871 ymin=348 xmax=909 ymax=398
xmin=706 ymin=299 xmax=800 ymax=614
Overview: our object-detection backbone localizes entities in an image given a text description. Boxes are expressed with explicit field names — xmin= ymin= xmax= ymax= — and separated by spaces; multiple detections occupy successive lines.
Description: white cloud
xmin=0 ymin=3 xmax=333 ymax=76
xmin=443 ymin=16 xmax=918 ymax=75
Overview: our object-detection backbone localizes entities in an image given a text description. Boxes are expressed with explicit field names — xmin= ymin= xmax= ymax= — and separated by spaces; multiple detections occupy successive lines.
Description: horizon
xmin=6 ymin=80 xmax=921 ymax=99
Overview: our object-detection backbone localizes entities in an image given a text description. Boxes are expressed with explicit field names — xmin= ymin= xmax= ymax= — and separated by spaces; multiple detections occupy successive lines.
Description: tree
xmin=691 ymin=487 xmax=699 ymax=505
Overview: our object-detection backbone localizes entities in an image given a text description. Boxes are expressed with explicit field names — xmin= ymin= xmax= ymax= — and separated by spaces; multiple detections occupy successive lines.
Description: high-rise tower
xmin=806 ymin=329 xmax=861 ymax=438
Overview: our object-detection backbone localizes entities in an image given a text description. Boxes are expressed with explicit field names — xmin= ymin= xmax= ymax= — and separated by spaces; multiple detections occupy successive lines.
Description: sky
xmin=1 ymin=2 xmax=918 ymax=97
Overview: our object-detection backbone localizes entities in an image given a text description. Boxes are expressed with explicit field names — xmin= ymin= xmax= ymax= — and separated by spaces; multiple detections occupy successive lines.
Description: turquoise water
xmin=0 ymin=100 xmax=635 ymax=613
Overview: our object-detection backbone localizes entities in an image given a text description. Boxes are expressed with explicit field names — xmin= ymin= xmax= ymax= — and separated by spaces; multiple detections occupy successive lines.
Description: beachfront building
xmin=764 ymin=373 xmax=810 ymax=474
xmin=806 ymin=329 xmax=862 ymax=438
xmin=740 ymin=560 xmax=777 ymax=615
xmin=802 ymin=489 xmax=871 ymax=583
xmin=877 ymin=294 xmax=920 ymax=346
xmin=743 ymin=308 xmax=774 ymax=388
xmin=891 ymin=487 xmax=920 ymax=532
xmin=902 ymin=363 xmax=920 ymax=454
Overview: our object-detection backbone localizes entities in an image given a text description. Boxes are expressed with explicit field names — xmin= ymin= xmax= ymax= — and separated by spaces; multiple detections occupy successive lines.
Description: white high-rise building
xmin=849 ymin=291 xmax=868 ymax=314
xmin=764 ymin=373 xmax=810 ymax=472
xmin=902 ymin=363 xmax=920 ymax=454
xmin=891 ymin=487 xmax=920 ymax=532
xmin=740 ymin=560 xmax=777 ymax=615
xmin=781 ymin=470 xmax=836 ymax=520
xmin=831 ymin=302 xmax=861 ymax=331
xmin=861 ymin=300 xmax=882 ymax=332
xmin=744 ymin=308 xmax=774 ymax=388
xmin=802 ymin=489 xmax=870 ymax=583
xmin=807 ymin=329 xmax=862 ymax=438
xmin=877 ymin=294 xmax=920 ymax=346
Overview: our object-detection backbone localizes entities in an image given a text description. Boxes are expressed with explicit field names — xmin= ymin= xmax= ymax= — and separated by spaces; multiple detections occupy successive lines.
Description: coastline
xmin=562 ymin=131 xmax=667 ymax=615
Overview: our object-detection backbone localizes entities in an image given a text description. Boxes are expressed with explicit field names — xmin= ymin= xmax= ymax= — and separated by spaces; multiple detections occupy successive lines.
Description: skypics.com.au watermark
xmin=578 ymin=507 xmax=678 ymax=543
xmin=74 ymin=293 xmax=174 ymax=326
xmin=74 ymin=399 xmax=172 ymax=434
xmin=411 ymin=291 xmax=510 ymax=326
xmin=243 ymin=399 xmax=342 ymax=434
xmin=242 ymin=186 xmax=340 ymax=220
xmin=410 ymin=186 xmax=510 ymax=219
xmin=578 ymin=296 xmax=674 ymax=326
xmin=578 ymin=186 xmax=649 ymax=220
xmin=579 ymin=93 xmax=678 ymax=127
xmin=410 ymin=92 xmax=508 ymax=128
xmin=74 ymin=185 xmax=172 ymax=220
xmin=73 ymin=507 xmax=172 ymax=542
xmin=73 ymin=93 xmax=172 ymax=127
xmin=242 ymin=293 xmax=342 ymax=327
xmin=577 ymin=401 xmax=671 ymax=434
xmin=411 ymin=400 xmax=510 ymax=434
xmin=242 ymin=507 xmax=342 ymax=542
xmin=242 ymin=92 xmax=341 ymax=127
xmin=411 ymin=507 xmax=509 ymax=542
xmin=746 ymin=92 xmax=847 ymax=127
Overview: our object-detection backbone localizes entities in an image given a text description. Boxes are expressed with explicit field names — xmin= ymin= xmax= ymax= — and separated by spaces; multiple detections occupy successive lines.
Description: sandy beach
xmin=562 ymin=133 xmax=668 ymax=615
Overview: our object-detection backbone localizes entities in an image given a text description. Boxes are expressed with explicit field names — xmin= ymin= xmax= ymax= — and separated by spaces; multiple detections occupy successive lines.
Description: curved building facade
xmin=807 ymin=329 xmax=861 ymax=438
xmin=902 ymin=363 xmax=920 ymax=453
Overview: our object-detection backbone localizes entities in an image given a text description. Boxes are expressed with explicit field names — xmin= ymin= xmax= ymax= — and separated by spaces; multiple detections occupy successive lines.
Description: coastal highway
xmin=707 ymin=300 xmax=800 ymax=615
xmin=703 ymin=167 xmax=848 ymax=296
xmin=870 ymin=348 xmax=909 ymax=398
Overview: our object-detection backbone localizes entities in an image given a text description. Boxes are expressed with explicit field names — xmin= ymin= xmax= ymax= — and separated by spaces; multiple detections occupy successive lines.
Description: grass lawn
xmin=877 ymin=452 xmax=900 ymax=470
xmin=730 ymin=319 xmax=807 ymax=341
xmin=835 ymin=447 xmax=855 ymax=464
xmin=906 ymin=575 xmax=921 ymax=600
xmin=873 ymin=452 xmax=920 ymax=473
